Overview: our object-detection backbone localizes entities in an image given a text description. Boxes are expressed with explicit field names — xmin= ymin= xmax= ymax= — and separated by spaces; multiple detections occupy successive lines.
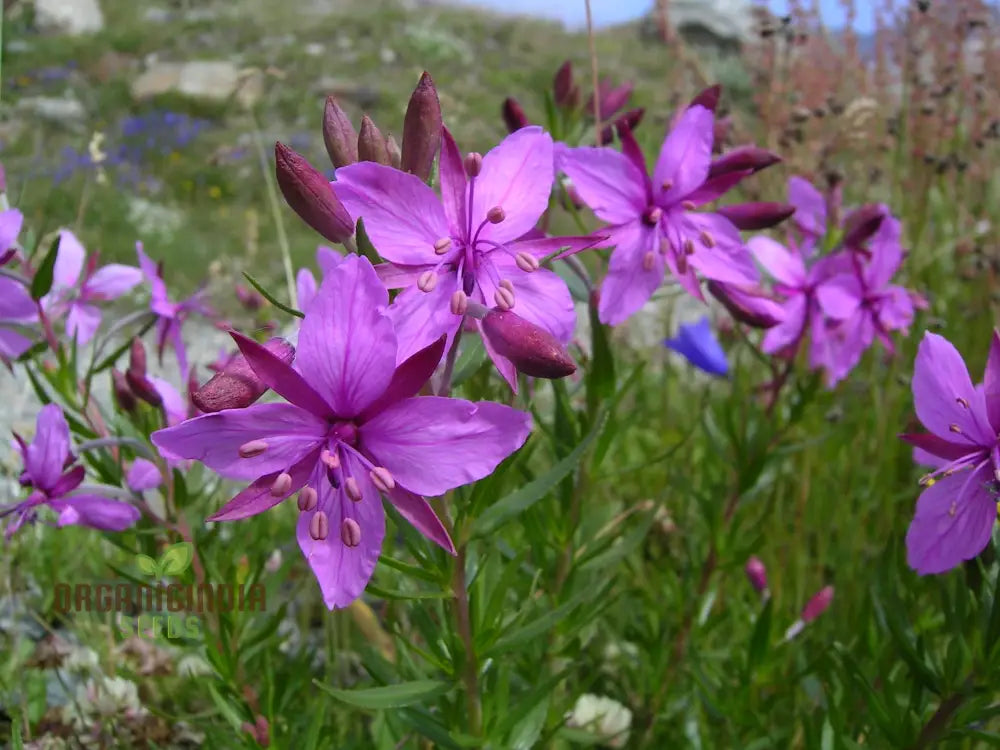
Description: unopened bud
xmin=708 ymin=146 xmax=782 ymax=179
xmin=502 ymin=97 xmax=530 ymax=133
xmin=385 ymin=133 xmax=402 ymax=169
xmin=125 ymin=338 xmax=163 ymax=407
xmin=481 ymin=309 xmax=576 ymax=379
xmin=553 ymin=60 xmax=576 ymax=108
xmin=274 ymin=142 xmax=353 ymax=243
xmin=707 ymin=281 xmax=784 ymax=329
xmin=745 ymin=556 xmax=768 ymax=594
xmin=191 ymin=337 xmax=295 ymax=412
xmin=689 ymin=84 xmax=722 ymax=112
xmin=802 ymin=585 xmax=834 ymax=622
xmin=840 ymin=205 xmax=885 ymax=249
xmin=357 ymin=115 xmax=391 ymax=165
xmin=235 ymin=284 xmax=264 ymax=311
xmin=600 ymin=108 xmax=644 ymax=145
xmin=401 ymin=72 xmax=442 ymax=182
xmin=464 ymin=152 xmax=483 ymax=178
xmin=716 ymin=202 xmax=796 ymax=231
xmin=589 ymin=81 xmax=633 ymax=122
xmin=111 ymin=369 xmax=137 ymax=413
xmin=323 ymin=96 xmax=359 ymax=168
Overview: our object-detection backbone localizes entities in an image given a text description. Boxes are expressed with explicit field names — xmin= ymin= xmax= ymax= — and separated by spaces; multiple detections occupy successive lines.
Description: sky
xmin=452 ymin=1 xmax=890 ymax=33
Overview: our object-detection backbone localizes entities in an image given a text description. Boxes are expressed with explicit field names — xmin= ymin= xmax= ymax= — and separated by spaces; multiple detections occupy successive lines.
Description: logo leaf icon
xmin=135 ymin=554 xmax=158 ymax=577
xmin=160 ymin=542 xmax=194 ymax=576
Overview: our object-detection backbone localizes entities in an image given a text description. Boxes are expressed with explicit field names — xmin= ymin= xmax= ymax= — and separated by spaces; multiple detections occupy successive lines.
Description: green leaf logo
xmin=135 ymin=542 xmax=194 ymax=578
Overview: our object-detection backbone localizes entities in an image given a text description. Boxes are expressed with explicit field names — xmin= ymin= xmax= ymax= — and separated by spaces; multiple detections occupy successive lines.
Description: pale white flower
xmin=567 ymin=693 xmax=633 ymax=748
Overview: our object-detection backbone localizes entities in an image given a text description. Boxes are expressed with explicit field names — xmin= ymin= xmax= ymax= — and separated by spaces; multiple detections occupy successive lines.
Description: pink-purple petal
xmin=815 ymin=274 xmax=863 ymax=320
xmin=788 ymin=176 xmax=827 ymax=237
xmin=297 ymin=453 xmax=385 ymax=609
xmin=906 ymin=464 xmax=997 ymax=575
xmin=56 ymin=494 xmax=141 ymax=531
xmin=83 ymin=264 xmax=143 ymax=299
xmin=597 ymin=220 xmax=664 ymax=326
xmin=0 ymin=277 xmax=37 ymax=321
xmin=127 ymin=459 xmax=163 ymax=492
xmin=0 ymin=208 xmax=23 ymax=251
xmin=480 ymin=256 xmax=576 ymax=343
xmin=556 ymin=146 xmax=647 ymax=225
xmin=761 ymin=294 xmax=808 ymax=354
xmin=25 ymin=404 xmax=71 ymax=492
xmin=472 ymin=127 xmax=554 ymax=245
xmin=747 ymin=235 xmax=806 ymax=287
xmin=984 ymin=330 xmax=1000 ymax=433
xmin=333 ymin=162 xmax=450 ymax=265
xmin=296 ymin=268 xmax=318 ymax=313
xmin=209 ymin=449 xmax=318 ymax=521
xmin=388 ymin=271 xmax=461 ymax=364
xmin=361 ymin=396 xmax=531 ymax=497
xmin=439 ymin=127 xmax=467 ymax=233
xmin=360 ymin=336 xmax=447 ymax=420
xmin=296 ymin=255 xmax=398 ymax=416
xmin=52 ymin=230 xmax=86 ymax=291
xmin=66 ymin=303 xmax=102 ymax=345
xmin=0 ymin=328 xmax=33 ymax=360
xmin=913 ymin=332 xmax=993 ymax=446
xmin=388 ymin=485 xmax=456 ymax=554
xmin=653 ymin=105 xmax=714 ymax=204
xmin=150 ymin=402 xmax=326 ymax=480
xmin=231 ymin=331 xmax=333 ymax=417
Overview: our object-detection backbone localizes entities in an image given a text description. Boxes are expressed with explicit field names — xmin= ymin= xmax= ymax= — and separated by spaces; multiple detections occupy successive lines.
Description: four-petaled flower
xmin=41 ymin=230 xmax=143 ymax=345
xmin=332 ymin=126 xmax=594 ymax=390
xmin=1 ymin=404 xmax=141 ymax=538
xmin=901 ymin=331 xmax=1000 ymax=574
xmin=152 ymin=255 xmax=532 ymax=608
xmin=556 ymin=106 xmax=759 ymax=325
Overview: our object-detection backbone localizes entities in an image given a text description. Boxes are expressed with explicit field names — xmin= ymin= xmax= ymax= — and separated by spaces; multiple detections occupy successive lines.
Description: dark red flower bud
xmin=111 ymin=368 xmax=138 ymax=413
xmin=708 ymin=146 xmax=782 ymax=179
xmin=716 ymin=202 xmax=796 ymax=230
xmin=323 ymin=96 xmax=359 ymax=168
xmin=235 ymin=284 xmax=264 ymax=312
xmin=401 ymin=72 xmax=442 ymax=182
xmin=481 ymin=309 xmax=576 ymax=379
xmin=357 ymin=115 xmax=391 ymax=165
xmin=588 ymin=81 xmax=633 ymax=121
xmin=274 ymin=142 xmax=353 ymax=244
xmin=126 ymin=338 xmax=163 ymax=407
xmin=600 ymin=108 xmax=645 ymax=145
xmin=745 ymin=556 xmax=768 ymax=594
xmin=689 ymin=84 xmax=722 ymax=112
xmin=385 ymin=133 xmax=402 ymax=169
xmin=191 ymin=337 xmax=295 ymax=412
xmin=707 ymin=281 xmax=784 ymax=329
xmin=841 ymin=204 xmax=886 ymax=249
xmin=502 ymin=97 xmax=530 ymax=133
xmin=553 ymin=60 xmax=576 ymax=108
xmin=712 ymin=116 xmax=733 ymax=154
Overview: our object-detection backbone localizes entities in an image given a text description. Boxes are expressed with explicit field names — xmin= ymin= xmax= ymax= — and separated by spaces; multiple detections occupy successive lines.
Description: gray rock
xmin=16 ymin=96 xmax=87 ymax=130
xmin=131 ymin=61 xmax=255 ymax=105
xmin=34 ymin=0 xmax=105 ymax=35
xmin=663 ymin=0 xmax=752 ymax=45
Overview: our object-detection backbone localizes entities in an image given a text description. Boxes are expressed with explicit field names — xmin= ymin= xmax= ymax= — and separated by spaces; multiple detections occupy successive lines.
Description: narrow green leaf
xmin=312 ymin=679 xmax=450 ymax=709
xmin=243 ymin=271 xmax=304 ymax=318
xmin=471 ymin=411 xmax=606 ymax=538
xmin=507 ymin=694 xmax=550 ymax=750
xmin=205 ymin=683 xmax=248 ymax=731
xmin=30 ymin=234 xmax=60 ymax=300
xmin=365 ymin=583 xmax=450 ymax=601
xmin=586 ymin=301 xmax=615 ymax=417
xmin=746 ymin=596 xmax=773 ymax=675
xmin=578 ymin=510 xmax=654 ymax=571
xmin=483 ymin=588 xmax=593 ymax=657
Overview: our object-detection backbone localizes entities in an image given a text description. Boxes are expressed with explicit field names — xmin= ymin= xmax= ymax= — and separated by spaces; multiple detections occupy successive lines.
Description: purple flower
xmin=556 ymin=107 xmax=759 ymax=325
xmin=1 ymin=405 xmax=141 ymax=537
xmin=664 ymin=317 xmax=728 ymax=377
xmin=900 ymin=331 xmax=1000 ymax=575
xmin=332 ymin=126 xmax=593 ymax=390
xmin=787 ymin=176 xmax=828 ymax=253
xmin=127 ymin=459 xmax=163 ymax=492
xmin=813 ymin=214 xmax=915 ymax=385
xmin=41 ymin=230 xmax=143 ymax=345
xmin=152 ymin=255 xmax=532 ymax=609
xmin=748 ymin=235 xmax=851 ymax=361
xmin=0 ymin=276 xmax=36 ymax=361
xmin=136 ymin=242 xmax=211 ymax=382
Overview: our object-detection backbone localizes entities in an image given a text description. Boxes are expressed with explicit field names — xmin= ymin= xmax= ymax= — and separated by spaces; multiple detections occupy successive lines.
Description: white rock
xmin=177 ymin=61 xmax=240 ymax=101
xmin=667 ymin=0 xmax=752 ymax=43
xmin=16 ymin=96 xmax=86 ymax=128
xmin=34 ymin=0 xmax=105 ymax=35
